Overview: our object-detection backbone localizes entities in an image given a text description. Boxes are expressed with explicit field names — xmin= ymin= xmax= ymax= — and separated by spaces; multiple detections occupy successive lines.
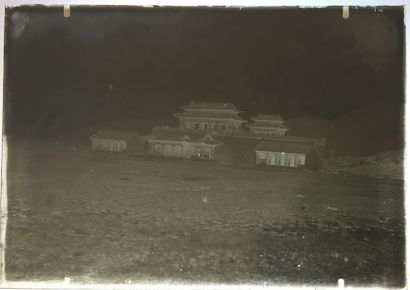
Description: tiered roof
xmin=181 ymin=101 xmax=240 ymax=111
xmin=248 ymin=122 xmax=290 ymax=129
xmin=248 ymin=114 xmax=290 ymax=130
xmin=174 ymin=111 xmax=244 ymax=120
xmin=176 ymin=101 xmax=245 ymax=121
xmin=146 ymin=127 xmax=222 ymax=145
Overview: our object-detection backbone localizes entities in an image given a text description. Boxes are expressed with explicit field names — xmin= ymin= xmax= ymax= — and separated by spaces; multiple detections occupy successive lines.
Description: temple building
xmin=174 ymin=101 xmax=246 ymax=132
xmin=247 ymin=114 xmax=290 ymax=136
xmin=90 ymin=101 xmax=326 ymax=169
xmin=145 ymin=127 xmax=222 ymax=160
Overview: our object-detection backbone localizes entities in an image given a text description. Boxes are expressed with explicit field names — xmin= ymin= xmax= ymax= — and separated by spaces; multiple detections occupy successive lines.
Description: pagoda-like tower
xmin=174 ymin=101 xmax=246 ymax=132
xmin=247 ymin=114 xmax=290 ymax=136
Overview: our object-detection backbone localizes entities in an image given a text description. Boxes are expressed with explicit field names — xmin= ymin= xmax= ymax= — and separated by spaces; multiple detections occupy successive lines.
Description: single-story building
xmin=145 ymin=127 xmax=222 ymax=160
xmin=255 ymin=139 xmax=325 ymax=169
xmin=214 ymin=135 xmax=326 ymax=169
xmin=90 ymin=130 xmax=145 ymax=154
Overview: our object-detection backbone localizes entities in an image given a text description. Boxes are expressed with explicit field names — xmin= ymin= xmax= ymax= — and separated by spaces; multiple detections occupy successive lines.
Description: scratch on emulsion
xmin=0 ymin=136 xmax=8 ymax=284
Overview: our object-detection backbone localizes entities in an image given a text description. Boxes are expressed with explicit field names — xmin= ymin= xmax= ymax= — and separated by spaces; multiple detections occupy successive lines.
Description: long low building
xmin=90 ymin=102 xmax=326 ymax=169
xmin=145 ymin=127 xmax=223 ymax=160
xmin=213 ymin=135 xmax=325 ymax=169
xmin=255 ymin=140 xmax=312 ymax=168
xmin=90 ymin=128 xmax=325 ymax=169
xmin=90 ymin=130 xmax=145 ymax=154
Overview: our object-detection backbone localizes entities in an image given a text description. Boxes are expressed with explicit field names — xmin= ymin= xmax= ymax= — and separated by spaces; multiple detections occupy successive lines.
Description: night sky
xmin=4 ymin=6 xmax=404 ymax=146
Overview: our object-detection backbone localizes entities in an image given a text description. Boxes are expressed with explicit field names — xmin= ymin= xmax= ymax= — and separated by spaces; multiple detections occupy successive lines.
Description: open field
xmin=5 ymin=140 xmax=405 ymax=287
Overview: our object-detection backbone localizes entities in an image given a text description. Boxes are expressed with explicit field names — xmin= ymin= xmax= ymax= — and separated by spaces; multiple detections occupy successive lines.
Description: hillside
xmin=287 ymin=104 xmax=404 ymax=156
xmin=327 ymin=150 xmax=404 ymax=180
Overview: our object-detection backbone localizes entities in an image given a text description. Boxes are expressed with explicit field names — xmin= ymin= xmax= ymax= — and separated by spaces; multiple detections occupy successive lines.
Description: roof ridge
xmin=180 ymin=101 xmax=240 ymax=111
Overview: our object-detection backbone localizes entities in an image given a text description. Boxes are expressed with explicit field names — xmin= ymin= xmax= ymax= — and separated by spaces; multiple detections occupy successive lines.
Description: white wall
xmin=91 ymin=138 xmax=127 ymax=152
xmin=256 ymin=151 xmax=306 ymax=167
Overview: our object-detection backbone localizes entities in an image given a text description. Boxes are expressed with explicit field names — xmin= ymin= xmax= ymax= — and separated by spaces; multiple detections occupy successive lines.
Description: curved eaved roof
xmin=146 ymin=127 xmax=222 ymax=145
xmin=181 ymin=101 xmax=240 ymax=111
xmin=247 ymin=123 xmax=290 ymax=130
xmin=175 ymin=111 xmax=245 ymax=121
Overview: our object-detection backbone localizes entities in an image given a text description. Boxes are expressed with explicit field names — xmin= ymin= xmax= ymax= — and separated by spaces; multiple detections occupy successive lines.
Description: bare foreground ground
xmin=5 ymin=140 xmax=405 ymax=287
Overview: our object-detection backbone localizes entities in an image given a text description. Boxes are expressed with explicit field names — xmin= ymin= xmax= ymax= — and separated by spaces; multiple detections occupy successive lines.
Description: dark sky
xmin=4 ymin=6 xmax=404 ymax=138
